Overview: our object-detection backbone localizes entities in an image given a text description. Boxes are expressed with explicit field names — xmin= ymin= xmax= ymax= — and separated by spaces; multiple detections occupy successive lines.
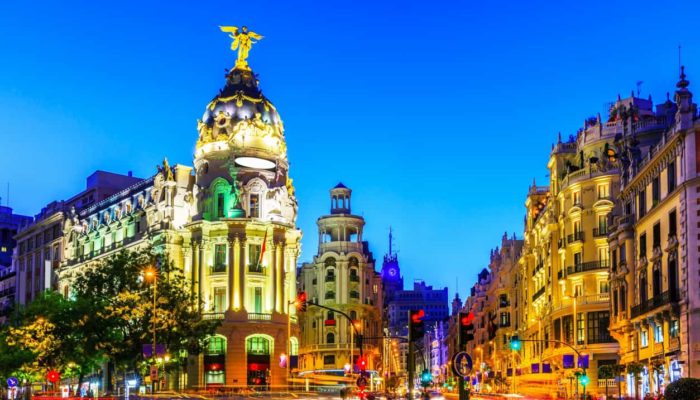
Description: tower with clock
xmin=381 ymin=228 xmax=404 ymax=303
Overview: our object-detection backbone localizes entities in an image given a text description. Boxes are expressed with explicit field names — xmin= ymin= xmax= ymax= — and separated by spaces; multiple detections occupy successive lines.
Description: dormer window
xmin=249 ymin=194 xmax=260 ymax=218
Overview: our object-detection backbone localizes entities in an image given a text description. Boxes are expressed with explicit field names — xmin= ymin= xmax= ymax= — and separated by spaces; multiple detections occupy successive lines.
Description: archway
xmin=204 ymin=335 xmax=227 ymax=385
xmin=246 ymin=334 xmax=274 ymax=388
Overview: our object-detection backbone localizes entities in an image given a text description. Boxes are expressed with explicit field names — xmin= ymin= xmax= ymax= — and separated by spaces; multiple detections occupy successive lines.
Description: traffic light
xmin=357 ymin=355 xmax=368 ymax=372
xmin=409 ymin=309 xmax=426 ymax=340
xmin=459 ymin=312 xmax=475 ymax=347
xmin=420 ymin=369 xmax=432 ymax=387
xmin=509 ymin=335 xmax=521 ymax=351
xmin=580 ymin=374 xmax=589 ymax=386
xmin=296 ymin=291 xmax=307 ymax=312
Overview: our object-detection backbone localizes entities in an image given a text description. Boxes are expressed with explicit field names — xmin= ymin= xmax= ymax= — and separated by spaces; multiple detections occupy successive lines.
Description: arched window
xmin=350 ymin=310 xmax=357 ymax=320
xmin=327 ymin=311 xmax=335 ymax=320
xmin=246 ymin=336 xmax=271 ymax=355
xmin=326 ymin=332 xmax=335 ymax=344
xmin=206 ymin=335 xmax=227 ymax=355
xmin=325 ymin=258 xmax=336 ymax=268
xmin=349 ymin=257 xmax=359 ymax=267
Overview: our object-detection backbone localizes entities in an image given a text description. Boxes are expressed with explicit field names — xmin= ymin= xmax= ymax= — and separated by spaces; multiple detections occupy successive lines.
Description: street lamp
xmin=144 ymin=266 xmax=158 ymax=393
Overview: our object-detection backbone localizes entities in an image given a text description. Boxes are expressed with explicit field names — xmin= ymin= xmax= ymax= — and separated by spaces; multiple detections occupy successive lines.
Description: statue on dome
xmin=220 ymin=25 xmax=263 ymax=69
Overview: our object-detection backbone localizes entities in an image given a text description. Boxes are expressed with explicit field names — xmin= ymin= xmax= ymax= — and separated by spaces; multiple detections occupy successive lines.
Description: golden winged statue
xmin=220 ymin=25 xmax=263 ymax=69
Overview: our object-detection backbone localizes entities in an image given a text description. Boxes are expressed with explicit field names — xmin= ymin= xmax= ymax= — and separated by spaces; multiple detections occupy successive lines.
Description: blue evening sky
xmin=1 ymin=1 xmax=698 ymax=299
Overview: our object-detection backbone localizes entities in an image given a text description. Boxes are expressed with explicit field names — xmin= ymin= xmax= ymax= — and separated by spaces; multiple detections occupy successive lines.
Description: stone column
xmin=241 ymin=239 xmax=247 ymax=311
xmin=270 ymin=242 xmax=277 ymax=312
xmin=276 ymin=243 xmax=283 ymax=313
xmin=193 ymin=243 xmax=200 ymax=306
xmin=228 ymin=239 xmax=235 ymax=311
xmin=233 ymin=236 xmax=241 ymax=310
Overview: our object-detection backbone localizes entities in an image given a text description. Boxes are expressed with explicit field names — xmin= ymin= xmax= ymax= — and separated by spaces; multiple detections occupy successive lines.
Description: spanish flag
xmin=259 ymin=227 xmax=268 ymax=266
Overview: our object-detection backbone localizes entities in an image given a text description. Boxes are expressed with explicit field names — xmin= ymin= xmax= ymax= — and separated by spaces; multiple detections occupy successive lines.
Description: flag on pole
xmin=258 ymin=227 xmax=268 ymax=267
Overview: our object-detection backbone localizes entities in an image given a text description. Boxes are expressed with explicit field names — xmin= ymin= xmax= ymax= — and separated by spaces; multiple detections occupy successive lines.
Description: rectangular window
xmin=599 ymin=280 xmax=609 ymax=294
xmin=249 ymin=244 xmax=262 ymax=269
xmin=654 ymin=324 xmax=664 ymax=343
xmin=574 ymin=283 xmax=583 ymax=297
xmin=249 ymin=194 xmax=260 ymax=218
xmin=597 ymin=184 xmax=609 ymax=199
xmin=652 ymin=176 xmax=660 ymax=205
xmin=214 ymin=244 xmax=227 ymax=272
xmin=641 ymin=329 xmax=649 ymax=348
xmin=576 ymin=313 xmax=585 ymax=345
xmin=587 ymin=312 xmax=600 ymax=343
xmin=597 ymin=215 xmax=608 ymax=236
xmin=217 ymin=193 xmax=225 ymax=218
xmin=670 ymin=320 xmax=680 ymax=338
xmin=562 ymin=315 xmax=573 ymax=344
xmin=639 ymin=233 xmax=647 ymax=258
xmin=573 ymin=191 xmax=581 ymax=205
xmin=554 ymin=318 xmax=561 ymax=342
xmin=653 ymin=223 xmax=661 ymax=248
xmin=573 ymin=220 xmax=581 ymax=234
xmin=620 ymin=243 xmax=626 ymax=263
xmin=254 ymin=287 xmax=262 ymax=313
xmin=323 ymin=355 xmax=335 ymax=365
xmin=574 ymin=252 xmax=582 ymax=269
xmin=669 ymin=210 xmax=677 ymax=237
xmin=598 ymin=247 xmax=609 ymax=267
xmin=612 ymin=249 xmax=618 ymax=271
xmin=667 ymin=161 xmax=676 ymax=193
xmin=638 ymin=188 xmax=646 ymax=218
xmin=213 ymin=287 xmax=226 ymax=312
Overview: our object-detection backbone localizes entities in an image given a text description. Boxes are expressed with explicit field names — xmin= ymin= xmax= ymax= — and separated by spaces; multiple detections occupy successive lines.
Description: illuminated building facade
xmin=56 ymin=45 xmax=302 ymax=388
xmin=297 ymin=184 xmax=383 ymax=372
xmin=14 ymin=170 xmax=140 ymax=307
xmin=0 ymin=206 xmax=32 ymax=321
xmin=608 ymin=68 xmax=700 ymax=397
xmin=511 ymin=112 xmax=622 ymax=398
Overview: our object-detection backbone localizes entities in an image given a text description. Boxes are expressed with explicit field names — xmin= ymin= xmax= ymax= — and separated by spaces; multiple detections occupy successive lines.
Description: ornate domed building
xmin=57 ymin=27 xmax=302 ymax=389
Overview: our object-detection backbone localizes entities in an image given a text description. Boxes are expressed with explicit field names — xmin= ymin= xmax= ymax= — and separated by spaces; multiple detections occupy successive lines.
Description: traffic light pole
xmin=308 ymin=302 xmax=363 ymax=357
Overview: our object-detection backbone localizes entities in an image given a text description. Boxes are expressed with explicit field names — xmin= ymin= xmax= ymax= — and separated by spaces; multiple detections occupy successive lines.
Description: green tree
xmin=665 ymin=378 xmax=700 ymax=400
xmin=71 ymin=248 xmax=219 ymax=390
xmin=1 ymin=291 xmax=100 ymax=389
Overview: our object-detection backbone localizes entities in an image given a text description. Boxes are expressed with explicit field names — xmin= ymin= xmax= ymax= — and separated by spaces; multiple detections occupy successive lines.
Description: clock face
xmin=388 ymin=268 xmax=397 ymax=277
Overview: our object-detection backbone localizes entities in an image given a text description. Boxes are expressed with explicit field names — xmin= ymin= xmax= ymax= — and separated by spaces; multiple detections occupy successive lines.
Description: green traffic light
xmin=421 ymin=369 xmax=432 ymax=384
xmin=509 ymin=335 xmax=521 ymax=351
xmin=580 ymin=374 xmax=589 ymax=386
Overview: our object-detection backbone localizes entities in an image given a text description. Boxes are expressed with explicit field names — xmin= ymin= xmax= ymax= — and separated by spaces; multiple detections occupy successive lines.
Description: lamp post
xmin=287 ymin=299 xmax=297 ymax=387
xmin=144 ymin=267 xmax=157 ymax=394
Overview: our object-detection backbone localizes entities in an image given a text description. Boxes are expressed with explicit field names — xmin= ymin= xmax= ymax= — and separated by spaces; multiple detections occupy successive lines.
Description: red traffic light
xmin=460 ymin=312 xmax=474 ymax=325
xmin=357 ymin=355 xmax=368 ymax=371
xmin=296 ymin=291 xmax=308 ymax=312
xmin=410 ymin=309 xmax=425 ymax=324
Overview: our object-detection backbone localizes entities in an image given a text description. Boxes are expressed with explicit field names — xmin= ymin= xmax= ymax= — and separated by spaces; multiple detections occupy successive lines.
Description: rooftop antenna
xmin=636 ymin=81 xmax=643 ymax=97
xmin=679 ymin=44 xmax=682 ymax=75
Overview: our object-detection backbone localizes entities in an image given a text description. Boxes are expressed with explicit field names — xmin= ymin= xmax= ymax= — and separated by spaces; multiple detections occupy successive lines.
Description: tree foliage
xmin=1 ymin=247 xmax=219 ymax=385
xmin=665 ymin=378 xmax=700 ymax=400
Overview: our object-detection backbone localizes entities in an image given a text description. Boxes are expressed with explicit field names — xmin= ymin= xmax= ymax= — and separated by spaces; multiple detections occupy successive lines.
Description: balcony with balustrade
xmin=567 ymin=231 xmax=585 ymax=245
xmin=630 ymin=290 xmax=678 ymax=319
xmin=566 ymin=260 xmax=609 ymax=276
